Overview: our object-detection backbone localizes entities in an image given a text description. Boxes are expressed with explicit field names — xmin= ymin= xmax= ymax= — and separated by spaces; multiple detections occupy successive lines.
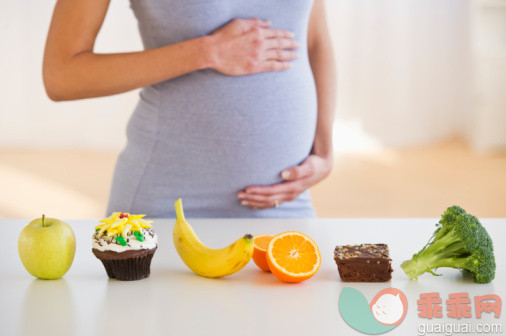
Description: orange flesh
xmin=271 ymin=235 xmax=318 ymax=273
xmin=254 ymin=235 xmax=273 ymax=251
xmin=267 ymin=232 xmax=320 ymax=282
xmin=252 ymin=235 xmax=275 ymax=272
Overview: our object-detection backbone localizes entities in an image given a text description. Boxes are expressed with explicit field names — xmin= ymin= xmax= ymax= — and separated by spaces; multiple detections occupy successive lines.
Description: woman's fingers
xmin=262 ymin=28 xmax=295 ymax=39
xmin=239 ymin=177 xmax=308 ymax=208
xmin=209 ymin=18 xmax=297 ymax=75
xmin=281 ymin=158 xmax=315 ymax=180
xmin=239 ymin=155 xmax=333 ymax=209
xmin=244 ymin=179 xmax=307 ymax=196
xmin=263 ymin=37 xmax=299 ymax=50
xmin=264 ymin=50 xmax=298 ymax=61
xmin=256 ymin=60 xmax=292 ymax=72
xmin=239 ymin=192 xmax=288 ymax=203
xmin=238 ymin=192 xmax=295 ymax=209
xmin=241 ymin=200 xmax=273 ymax=210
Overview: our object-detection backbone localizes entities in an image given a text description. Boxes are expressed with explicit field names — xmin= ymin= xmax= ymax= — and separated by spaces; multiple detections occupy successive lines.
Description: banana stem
xmin=175 ymin=198 xmax=185 ymax=222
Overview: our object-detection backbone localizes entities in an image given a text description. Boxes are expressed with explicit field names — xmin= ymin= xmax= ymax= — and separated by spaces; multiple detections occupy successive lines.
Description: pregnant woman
xmin=43 ymin=0 xmax=336 ymax=218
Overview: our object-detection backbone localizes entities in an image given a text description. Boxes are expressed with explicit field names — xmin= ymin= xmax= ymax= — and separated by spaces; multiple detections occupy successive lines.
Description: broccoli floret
xmin=401 ymin=206 xmax=495 ymax=283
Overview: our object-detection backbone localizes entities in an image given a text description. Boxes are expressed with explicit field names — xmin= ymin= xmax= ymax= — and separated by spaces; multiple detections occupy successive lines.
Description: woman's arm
xmin=306 ymin=0 xmax=336 ymax=162
xmin=238 ymin=0 xmax=337 ymax=209
xmin=43 ymin=0 xmax=299 ymax=101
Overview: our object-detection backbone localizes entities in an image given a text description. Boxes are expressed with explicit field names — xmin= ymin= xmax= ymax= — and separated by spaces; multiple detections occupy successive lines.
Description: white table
xmin=1 ymin=218 xmax=504 ymax=336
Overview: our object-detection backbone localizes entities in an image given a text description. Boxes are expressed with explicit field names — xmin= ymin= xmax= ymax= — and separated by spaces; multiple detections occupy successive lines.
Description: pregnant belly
xmin=128 ymin=65 xmax=317 ymax=193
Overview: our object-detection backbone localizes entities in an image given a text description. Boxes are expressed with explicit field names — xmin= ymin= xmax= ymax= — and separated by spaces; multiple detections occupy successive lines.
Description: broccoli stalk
xmin=401 ymin=206 xmax=495 ymax=284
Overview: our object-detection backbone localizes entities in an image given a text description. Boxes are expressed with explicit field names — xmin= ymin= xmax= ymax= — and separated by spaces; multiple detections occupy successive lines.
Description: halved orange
xmin=266 ymin=231 xmax=321 ymax=283
xmin=252 ymin=235 xmax=275 ymax=271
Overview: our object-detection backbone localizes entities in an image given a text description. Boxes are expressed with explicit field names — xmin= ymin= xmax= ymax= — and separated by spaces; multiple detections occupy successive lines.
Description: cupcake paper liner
xmin=96 ymin=249 xmax=156 ymax=281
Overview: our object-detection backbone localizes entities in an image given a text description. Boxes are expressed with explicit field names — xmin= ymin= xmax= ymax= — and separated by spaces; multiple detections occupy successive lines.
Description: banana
xmin=172 ymin=198 xmax=254 ymax=278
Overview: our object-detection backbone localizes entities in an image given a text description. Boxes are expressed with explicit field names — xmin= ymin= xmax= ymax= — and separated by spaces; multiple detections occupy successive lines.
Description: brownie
xmin=334 ymin=244 xmax=393 ymax=282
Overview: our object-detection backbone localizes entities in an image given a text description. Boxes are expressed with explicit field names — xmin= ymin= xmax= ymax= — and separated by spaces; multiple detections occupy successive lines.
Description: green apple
xmin=18 ymin=215 xmax=76 ymax=279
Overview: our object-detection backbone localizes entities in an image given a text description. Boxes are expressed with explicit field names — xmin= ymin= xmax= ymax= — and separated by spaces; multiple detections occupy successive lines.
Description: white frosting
xmin=92 ymin=228 xmax=158 ymax=252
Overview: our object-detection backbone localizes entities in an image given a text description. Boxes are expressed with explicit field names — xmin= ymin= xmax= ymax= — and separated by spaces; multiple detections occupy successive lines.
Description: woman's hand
xmin=238 ymin=154 xmax=333 ymax=209
xmin=206 ymin=18 xmax=299 ymax=75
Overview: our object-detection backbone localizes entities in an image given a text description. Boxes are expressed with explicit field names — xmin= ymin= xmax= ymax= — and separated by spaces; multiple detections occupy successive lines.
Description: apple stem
xmin=42 ymin=214 xmax=46 ymax=227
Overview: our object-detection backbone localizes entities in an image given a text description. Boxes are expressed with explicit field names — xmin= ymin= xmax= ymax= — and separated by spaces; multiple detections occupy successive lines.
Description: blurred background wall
xmin=0 ymin=0 xmax=140 ymax=150
xmin=1 ymin=0 xmax=505 ymax=218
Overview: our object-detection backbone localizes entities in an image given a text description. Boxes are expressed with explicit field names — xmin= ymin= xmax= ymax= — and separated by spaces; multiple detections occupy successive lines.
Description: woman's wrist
xmin=197 ymin=35 xmax=218 ymax=70
xmin=313 ymin=148 xmax=333 ymax=161
xmin=311 ymin=137 xmax=334 ymax=161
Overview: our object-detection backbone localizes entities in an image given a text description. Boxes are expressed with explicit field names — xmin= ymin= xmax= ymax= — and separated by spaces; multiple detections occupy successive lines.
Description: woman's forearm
xmin=43 ymin=37 xmax=212 ymax=101
xmin=42 ymin=0 xmax=208 ymax=101
xmin=309 ymin=40 xmax=337 ymax=160
xmin=42 ymin=0 xmax=299 ymax=101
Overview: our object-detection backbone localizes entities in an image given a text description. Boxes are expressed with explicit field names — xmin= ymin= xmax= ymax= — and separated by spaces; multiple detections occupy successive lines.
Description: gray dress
xmin=107 ymin=0 xmax=318 ymax=218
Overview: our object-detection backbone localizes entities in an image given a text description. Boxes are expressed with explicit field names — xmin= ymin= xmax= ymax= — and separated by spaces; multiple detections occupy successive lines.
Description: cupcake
xmin=92 ymin=212 xmax=158 ymax=281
